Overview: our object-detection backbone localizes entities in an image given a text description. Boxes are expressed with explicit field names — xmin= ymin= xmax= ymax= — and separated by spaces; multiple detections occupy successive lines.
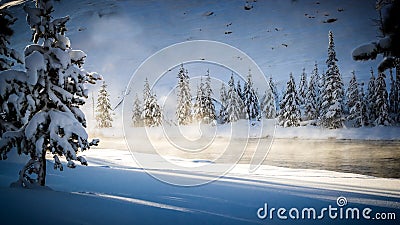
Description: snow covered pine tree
xmin=192 ymin=71 xmax=216 ymax=124
xmin=346 ymin=71 xmax=363 ymax=127
xmin=320 ymin=31 xmax=344 ymax=129
xmin=359 ymin=83 xmax=369 ymax=127
xmin=268 ymin=76 xmax=280 ymax=111
xmin=374 ymin=72 xmax=391 ymax=126
xmin=132 ymin=94 xmax=143 ymax=127
xmin=305 ymin=63 xmax=320 ymax=122
xmin=243 ymin=69 xmax=260 ymax=121
xmin=203 ymin=70 xmax=216 ymax=124
xmin=352 ymin=1 xmax=400 ymax=123
xmin=260 ymin=88 xmax=276 ymax=119
xmin=367 ymin=68 xmax=377 ymax=123
xmin=225 ymin=74 xmax=242 ymax=123
xmin=193 ymin=77 xmax=206 ymax=122
xmin=176 ymin=64 xmax=192 ymax=125
xmin=388 ymin=69 xmax=399 ymax=122
xmin=96 ymin=81 xmax=113 ymax=128
xmin=279 ymin=73 xmax=301 ymax=127
xmin=219 ymin=83 xmax=228 ymax=124
xmin=142 ymin=78 xmax=162 ymax=127
xmin=0 ymin=0 xmax=100 ymax=187
xmin=236 ymin=79 xmax=246 ymax=119
xmin=298 ymin=68 xmax=308 ymax=108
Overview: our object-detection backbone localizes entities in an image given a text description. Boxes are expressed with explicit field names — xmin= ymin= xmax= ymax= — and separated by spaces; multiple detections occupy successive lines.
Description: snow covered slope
xmin=6 ymin=0 xmax=380 ymax=101
xmin=0 ymin=150 xmax=399 ymax=225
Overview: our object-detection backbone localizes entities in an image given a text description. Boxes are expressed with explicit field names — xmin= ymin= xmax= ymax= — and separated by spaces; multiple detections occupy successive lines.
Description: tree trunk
xmin=38 ymin=150 xmax=46 ymax=186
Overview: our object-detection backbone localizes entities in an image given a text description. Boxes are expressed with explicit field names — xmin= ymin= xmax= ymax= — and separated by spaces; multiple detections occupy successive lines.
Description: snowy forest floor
xmin=1 ymin=122 xmax=399 ymax=224
xmin=0 ymin=146 xmax=399 ymax=225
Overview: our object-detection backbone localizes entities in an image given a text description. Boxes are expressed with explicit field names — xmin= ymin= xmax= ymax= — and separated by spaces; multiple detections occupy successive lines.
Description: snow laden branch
xmin=0 ymin=8 xmax=23 ymax=70
xmin=352 ymin=37 xmax=398 ymax=72
xmin=352 ymin=1 xmax=400 ymax=72
xmin=0 ymin=0 xmax=100 ymax=188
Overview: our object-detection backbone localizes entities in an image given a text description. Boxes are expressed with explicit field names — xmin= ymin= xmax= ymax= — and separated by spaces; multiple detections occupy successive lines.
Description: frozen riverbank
xmin=0 ymin=148 xmax=399 ymax=225
xmin=91 ymin=120 xmax=400 ymax=141
xmin=92 ymin=134 xmax=400 ymax=179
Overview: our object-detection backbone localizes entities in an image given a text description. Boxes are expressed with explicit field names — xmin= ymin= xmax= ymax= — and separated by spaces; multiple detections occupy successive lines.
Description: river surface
xmin=244 ymin=139 xmax=400 ymax=179
xmin=103 ymin=136 xmax=400 ymax=178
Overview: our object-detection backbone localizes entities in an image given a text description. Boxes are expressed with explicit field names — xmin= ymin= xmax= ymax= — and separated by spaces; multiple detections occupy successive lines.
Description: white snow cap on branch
xmin=352 ymin=43 xmax=378 ymax=61
xmin=25 ymin=50 xmax=45 ymax=85
xmin=69 ymin=50 xmax=87 ymax=61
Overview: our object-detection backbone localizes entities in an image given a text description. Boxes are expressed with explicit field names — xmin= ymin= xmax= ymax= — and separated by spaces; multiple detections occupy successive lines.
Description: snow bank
xmin=94 ymin=119 xmax=399 ymax=142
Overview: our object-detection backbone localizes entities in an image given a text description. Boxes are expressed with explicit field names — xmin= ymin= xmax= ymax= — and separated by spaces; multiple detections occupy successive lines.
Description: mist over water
xmin=98 ymin=127 xmax=400 ymax=179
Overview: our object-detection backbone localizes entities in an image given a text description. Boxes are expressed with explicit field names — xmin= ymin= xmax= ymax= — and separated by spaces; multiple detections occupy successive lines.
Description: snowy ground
xmin=0 ymin=147 xmax=399 ymax=225
xmin=3 ymin=113 xmax=399 ymax=224
xmin=90 ymin=119 xmax=400 ymax=141
xmin=1 ymin=119 xmax=399 ymax=224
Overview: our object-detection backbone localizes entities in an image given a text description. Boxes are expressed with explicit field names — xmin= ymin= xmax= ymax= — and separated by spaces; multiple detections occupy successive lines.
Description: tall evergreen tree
xmin=260 ymin=89 xmax=276 ymax=119
xmin=243 ymin=69 xmax=260 ymax=120
xmin=193 ymin=77 xmax=206 ymax=122
xmin=359 ymin=83 xmax=369 ymax=127
xmin=374 ymin=72 xmax=391 ymax=126
xmin=367 ymin=68 xmax=377 ymax=123
xmin=236 ymin=79 xmax=246 ymax=119
xmin=318 ymin=68 xmax=325 ymax=108
xmin=305 ymin=64 xmax=320 ymax=121
xmin=225 ymin=74 xmax=242 ymax=123
xmin=314 ymin=63 xmax=322 ymax=117
xmin=346 ymin=71 xmax=363 ymax=127
xmin=143 ymin=77 xmax=151 ymax=103
xmin=151 ymin=94 xmax=163 ymax=126
xmin=320 ymin=31 xmax=344 ymax=129
xmin=388 ymin=69 xmax=399 ymax=122
xmin=143 ymin=94 xmax=162 ymax=127
xmin=279 ymin=73 xmax=301 ymax=127
xmin=176 ymin=64 xmax=192 ymax=125
xmin=219 ymin=83 xmax=228 ymax=124
xmin=0 ymin=0 xmax=100 ymax=187
xmin=132 ymin=94 xmax=142 ymax=127
xmin=298 ymin=68 xmax=308 ymax=107
xmin=96 ymin=81 xmax=113 ymax=128
xmin=346 ymin=71 xmax=359 ymax=115
xmin=143 ymin=78 xmax=162 ymax=127
xmin=203 ymin=70 xmax=216 ymax=123
xmin=236 ymin=79 xmax=244 ymax=102
xmin=269 ymin=76 xmax=279 ymax=111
